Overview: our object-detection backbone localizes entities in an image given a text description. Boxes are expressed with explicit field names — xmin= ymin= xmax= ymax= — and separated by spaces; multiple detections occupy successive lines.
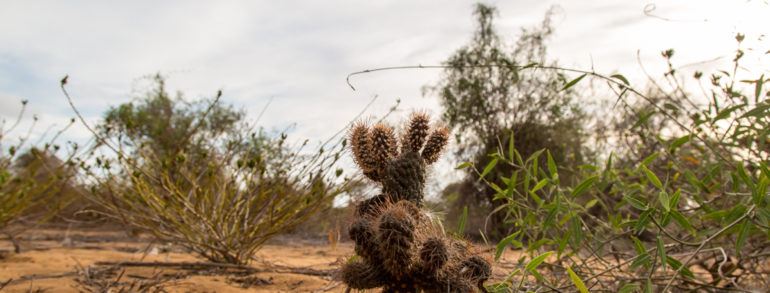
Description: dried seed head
xmin=402 ymin=113 xmax=430 ymax=153
xmin=421 ymin=127 xmax=449 ymax=165
xmin=370 ymin=124 xmax=398 ymax=167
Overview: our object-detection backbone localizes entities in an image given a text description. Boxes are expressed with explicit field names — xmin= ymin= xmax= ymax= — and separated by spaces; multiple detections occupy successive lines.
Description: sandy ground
xmin=0 ymin=226 xmax=521 ymax=292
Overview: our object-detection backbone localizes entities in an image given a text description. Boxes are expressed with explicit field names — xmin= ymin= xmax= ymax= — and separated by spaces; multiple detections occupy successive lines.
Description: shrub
xmin=0 ymin=100 xmax=80 ymax=237
xmin=65 ymin=76 xmax=349 ymax=265
xmin=476 ymin=35 xmax=770 ymax=292
xmin=431 ymin=4 xmax=595 ymax=240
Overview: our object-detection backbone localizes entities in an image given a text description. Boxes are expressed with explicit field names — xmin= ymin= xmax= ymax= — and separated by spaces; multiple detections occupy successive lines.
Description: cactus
xmin=341 ymin=113 xmax=491 ymax=293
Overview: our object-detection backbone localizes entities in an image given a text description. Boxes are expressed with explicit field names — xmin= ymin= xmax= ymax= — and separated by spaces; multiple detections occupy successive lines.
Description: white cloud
xmin=1 ymin=0 xmax=767 ymax=148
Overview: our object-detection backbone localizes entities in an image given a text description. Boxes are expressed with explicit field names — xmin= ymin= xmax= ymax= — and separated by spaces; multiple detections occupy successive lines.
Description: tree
xmin=432 ymin=4 xmax=594 ymax=239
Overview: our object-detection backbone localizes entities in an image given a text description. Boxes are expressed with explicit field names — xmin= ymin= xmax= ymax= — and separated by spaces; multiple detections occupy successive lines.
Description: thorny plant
xmin=340 ymin=113 xmax=492 ymax=293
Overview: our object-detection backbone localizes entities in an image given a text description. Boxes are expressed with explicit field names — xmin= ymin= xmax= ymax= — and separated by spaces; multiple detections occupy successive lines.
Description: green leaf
xmin=562 ymin=73 xmax=587 ymax=91
xmin=645 ymin=278 xmax=653 ymax=293
xmin=566 ymin=266 xmax=589 ymax=293
xmin=495 ymin=231 xmax=521 ymax=261
xmin=522 ymin=62 xmax=539 ymax=69
xmin=643 ymin=166 xmax=662 ymax=189
xmin=736 ymin=162 xmax=756 ymax=195
xmin=658 ymin=191 xmax=670 ymax=212
xmin=618 ymin=283 xmax=641 ymax=293
xmin=666 ymin=256 xmax=695 ymax=278
xmin=756 ymin=176 xmax=769 ymax=206
xmin=527 ymin=149 xmax=546 ymax=163
xmin=740 ymin=103 xmax=770 ymax=118
xmin=570 ymin=176 xmax=598 ymax=199
xmin=631 ymin=236 xmax=646 ymax=255
xmin=736 ymin=219 xmax=751 ymax=257
xmin=712 ymin=104 xmax=744 ymax=122
xmin=508 ymin=131 xmax=515 ymax=161
xmin=641 ymin=152 xmax=660 ymax=166
xmin=669 ymin=189 xmax=681 ymax=210
xmin=547 ymin=150 xmax=557 ymax=178
xmin=531 ymin=178 xmax=549 ymax=193
xmin=611 ymin=74 xmax=630 ymax=86
xmin=625 ymin=195 xmax=647 ymax=210
xmin=630 ymin=253 xmax=651 ymax=270
xmin=525 ymin=251 xmax=554 ymax=272
xmin=479 ymin=158 xmax=498 ymax=181
xmin=456 ymin=206 xmax=467 ymax=235
xmin=668 ymin=135 xmax=691 ymax=152
xmin=670 ymin=210 xmax=695 ymax=236
xmin=760 ymin=163 xmax=770 ymax=179
xmin=455 ymin=162 xmax=472 ymax=170
xmin=657 ymin=236 xmax=667 ymax=271
xmin=585 ymin=199 xmax=599 ymax=210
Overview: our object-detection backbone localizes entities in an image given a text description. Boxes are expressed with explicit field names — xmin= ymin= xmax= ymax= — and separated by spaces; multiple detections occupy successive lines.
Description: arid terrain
xmin=0 ymin=225 xmax=519 ymax=292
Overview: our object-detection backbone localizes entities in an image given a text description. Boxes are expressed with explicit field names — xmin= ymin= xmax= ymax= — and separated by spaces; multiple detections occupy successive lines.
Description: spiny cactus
xmin=341 ymin=113 xmax=491 ymax=293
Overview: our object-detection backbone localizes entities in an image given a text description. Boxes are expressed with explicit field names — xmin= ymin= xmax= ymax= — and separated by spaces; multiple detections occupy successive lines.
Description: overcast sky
xmin=1 ymin=0 xmax=768 ymax=154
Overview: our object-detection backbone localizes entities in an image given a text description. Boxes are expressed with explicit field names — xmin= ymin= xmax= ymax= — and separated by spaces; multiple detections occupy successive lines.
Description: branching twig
xmin=661 ymin=205 xmax=756 ymax=292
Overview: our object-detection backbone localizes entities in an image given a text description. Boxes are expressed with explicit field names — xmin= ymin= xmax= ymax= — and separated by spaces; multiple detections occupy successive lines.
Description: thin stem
xmin=661 ymin=204 xmax=755 ymax=292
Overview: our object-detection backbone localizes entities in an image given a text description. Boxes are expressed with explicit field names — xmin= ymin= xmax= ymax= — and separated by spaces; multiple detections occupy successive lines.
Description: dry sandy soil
xmin=0 ymin=225 xmax=520 ymax=292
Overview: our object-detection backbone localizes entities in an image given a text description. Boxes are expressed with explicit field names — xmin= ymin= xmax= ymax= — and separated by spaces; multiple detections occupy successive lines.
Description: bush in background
xmin=474 ymin=34 xmax=770 ymax=292
xmin=68 ymin=75 xmax=350 ymax=265
xmin=1 ymin=101 xmax=81 ymax=239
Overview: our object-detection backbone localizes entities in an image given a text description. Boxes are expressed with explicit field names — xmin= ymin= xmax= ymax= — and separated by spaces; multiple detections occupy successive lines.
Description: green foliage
xmin=80 ymin=76 xmax=348 ymax=265
xmin=434 ymin=4 xmax=596 ymax=240
xmin=474 ymin=32 xmax=770 ymax=291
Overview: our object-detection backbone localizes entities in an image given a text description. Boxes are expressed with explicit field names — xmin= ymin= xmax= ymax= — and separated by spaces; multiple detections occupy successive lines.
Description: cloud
xmin=1 ymin=0 xmax=768 ymax=148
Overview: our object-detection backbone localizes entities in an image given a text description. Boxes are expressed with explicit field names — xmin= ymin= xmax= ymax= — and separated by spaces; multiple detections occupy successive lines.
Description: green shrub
xmin=432 ymin=4 xmax=596 ymax=240
xmin=477 ymin=35 xmax=770 ymax=292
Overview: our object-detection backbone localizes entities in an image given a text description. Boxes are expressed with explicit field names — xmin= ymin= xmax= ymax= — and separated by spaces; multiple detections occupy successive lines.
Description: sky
xmin=1 ymin=0 xmax=768 ymax=168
